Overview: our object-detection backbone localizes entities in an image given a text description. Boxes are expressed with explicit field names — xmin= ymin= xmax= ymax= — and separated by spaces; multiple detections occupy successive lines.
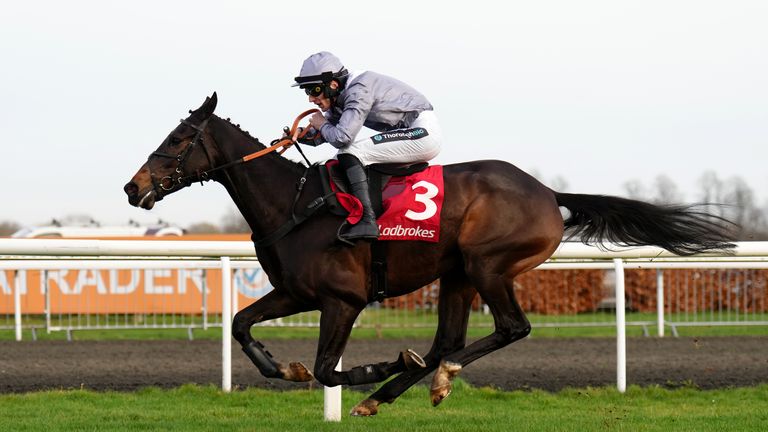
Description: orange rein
xmin=241 ymin=109 xmax=320 ymax=163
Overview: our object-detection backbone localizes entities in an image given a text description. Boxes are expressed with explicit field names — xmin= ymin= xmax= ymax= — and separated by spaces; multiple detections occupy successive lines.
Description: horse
xmin=124 ymin=93 xmax=734 ymax=416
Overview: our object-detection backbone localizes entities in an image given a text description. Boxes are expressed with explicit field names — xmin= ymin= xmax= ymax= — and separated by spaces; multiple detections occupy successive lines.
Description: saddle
xmin=319 ymin=160 xmax=429 ymax=217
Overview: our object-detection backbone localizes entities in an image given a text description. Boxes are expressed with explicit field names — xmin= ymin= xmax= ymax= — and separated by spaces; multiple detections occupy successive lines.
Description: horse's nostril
xmin=124 ymin=182 xmax=139 ymax=196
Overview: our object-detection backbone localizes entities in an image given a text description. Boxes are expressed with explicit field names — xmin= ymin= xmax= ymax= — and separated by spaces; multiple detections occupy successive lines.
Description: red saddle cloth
xmin=327 ymin=162 xmax=444 ymax=242
xmin=377 ymin=165 xmax=444 ymax=242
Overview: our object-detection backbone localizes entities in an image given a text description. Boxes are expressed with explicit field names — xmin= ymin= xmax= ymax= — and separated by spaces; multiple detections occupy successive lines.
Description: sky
xmin=1 ymin=0 xmax=767 ymax=229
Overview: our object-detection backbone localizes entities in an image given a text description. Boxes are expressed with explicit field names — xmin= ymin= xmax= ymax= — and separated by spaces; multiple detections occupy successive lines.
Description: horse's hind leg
xmin=430 ymin=271 xmax=530 ymax=406
xmin=232 ymin=290 xmax=315 ymax=382
xmin=351 ymin=271 xmax=476 ymax=416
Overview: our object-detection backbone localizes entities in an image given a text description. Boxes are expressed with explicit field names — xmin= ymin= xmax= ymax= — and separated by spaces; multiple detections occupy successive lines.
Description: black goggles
xmin=303 ymin=84 xmax=325 ymax=97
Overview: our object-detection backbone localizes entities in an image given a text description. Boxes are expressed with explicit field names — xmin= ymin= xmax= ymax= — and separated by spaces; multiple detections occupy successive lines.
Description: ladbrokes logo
xmin=379 ymin=224 xmax=436 ymax=239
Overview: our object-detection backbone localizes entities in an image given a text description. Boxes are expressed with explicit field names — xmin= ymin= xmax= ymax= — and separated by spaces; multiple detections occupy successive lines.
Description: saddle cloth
xmin=324 ymin=161 xmax=444 ymax=242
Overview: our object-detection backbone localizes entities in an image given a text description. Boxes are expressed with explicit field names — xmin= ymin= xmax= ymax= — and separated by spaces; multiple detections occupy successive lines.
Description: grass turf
xmin=0 ymin=383 xmax=766 ymax=431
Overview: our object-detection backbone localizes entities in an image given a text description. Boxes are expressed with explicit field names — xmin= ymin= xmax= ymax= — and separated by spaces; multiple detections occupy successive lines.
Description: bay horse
xmin=124 ymin=93 xmax=734 ymax=416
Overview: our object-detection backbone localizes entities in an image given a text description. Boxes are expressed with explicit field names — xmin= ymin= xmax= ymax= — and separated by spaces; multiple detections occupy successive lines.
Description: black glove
xmin=297 ymin=127 xmax=323 ymax=147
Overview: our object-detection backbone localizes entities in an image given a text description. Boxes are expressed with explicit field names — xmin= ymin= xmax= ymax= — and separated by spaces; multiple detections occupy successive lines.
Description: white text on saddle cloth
xmin=377 ymin=166 xmax=444 ymax=242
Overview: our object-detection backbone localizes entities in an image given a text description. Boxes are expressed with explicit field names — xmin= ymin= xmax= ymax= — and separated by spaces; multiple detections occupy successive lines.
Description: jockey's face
xmin=307 ymin=80 xmax=339 ymax=112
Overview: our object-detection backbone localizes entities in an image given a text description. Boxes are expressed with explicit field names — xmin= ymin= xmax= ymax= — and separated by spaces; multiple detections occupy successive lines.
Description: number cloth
xmin=377 ymin=165 xmax=444 ymax=242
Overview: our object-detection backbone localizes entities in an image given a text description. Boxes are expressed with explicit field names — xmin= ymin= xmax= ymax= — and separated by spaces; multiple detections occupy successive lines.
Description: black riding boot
xmin=338 ymin=154 xmax=379 ymax=241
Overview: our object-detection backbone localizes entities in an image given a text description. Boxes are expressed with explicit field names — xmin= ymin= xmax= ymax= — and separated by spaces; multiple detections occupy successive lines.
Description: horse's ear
xmin=197 ymin=92 xmax=218 ymax=118
xmin=208 ymin=92 xmax=218 ymax=111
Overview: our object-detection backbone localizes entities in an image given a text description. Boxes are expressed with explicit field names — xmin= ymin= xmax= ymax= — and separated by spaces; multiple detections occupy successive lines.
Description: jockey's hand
xmin=309 ymin=112 xmax=326 ymax=130
xmin=280 ymin=126 xmax=303 ymax=143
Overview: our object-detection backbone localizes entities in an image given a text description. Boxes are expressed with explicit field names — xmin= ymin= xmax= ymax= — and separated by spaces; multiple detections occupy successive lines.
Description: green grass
xmin=0 ymin=383 xmax=766 ymax=431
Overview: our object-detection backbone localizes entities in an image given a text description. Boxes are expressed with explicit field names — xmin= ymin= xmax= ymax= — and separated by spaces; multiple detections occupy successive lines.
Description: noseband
xmin=146 ymin=116 xmax=214 ymax=195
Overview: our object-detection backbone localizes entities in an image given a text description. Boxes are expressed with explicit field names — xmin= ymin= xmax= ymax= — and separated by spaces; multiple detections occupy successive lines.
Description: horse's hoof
xmin=430 ymin=361 xmax=462 ymax=406
xmin=401 ymin=349 xmax=427 ymax=370
xmin=350 ymin=398 xmax=380 ymax=416
xmin=281 ymin=362 xmax=314 ymax=382
xmin=430 ymin=384 xmax=452 ymax=407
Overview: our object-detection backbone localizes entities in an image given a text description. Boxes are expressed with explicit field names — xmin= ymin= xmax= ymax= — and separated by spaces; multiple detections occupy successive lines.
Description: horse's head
xmin=124 ymin=92 xmax=218 ymax=209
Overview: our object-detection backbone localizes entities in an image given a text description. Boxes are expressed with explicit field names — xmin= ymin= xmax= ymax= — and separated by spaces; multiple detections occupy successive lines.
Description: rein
xmin=187 ymin=108 xmax=320 ymax=183
xmin=244 ymin=109 xmax=319 ymax=161
xmin=146 ymin=109 xmax=320 ymax=193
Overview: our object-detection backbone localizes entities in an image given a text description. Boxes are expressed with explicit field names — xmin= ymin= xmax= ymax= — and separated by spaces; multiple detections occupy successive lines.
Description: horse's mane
xmin=212 ymin=114 xmax=307 ymax=176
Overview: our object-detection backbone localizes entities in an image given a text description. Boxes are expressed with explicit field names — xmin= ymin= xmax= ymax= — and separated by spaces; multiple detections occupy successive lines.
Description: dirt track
xmin=1 ymin=337 xmax=767 ymax=393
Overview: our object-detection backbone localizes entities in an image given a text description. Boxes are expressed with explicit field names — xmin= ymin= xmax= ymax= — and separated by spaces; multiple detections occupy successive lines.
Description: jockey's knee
xmin=337 ymin=152 xmax=362 ymax=169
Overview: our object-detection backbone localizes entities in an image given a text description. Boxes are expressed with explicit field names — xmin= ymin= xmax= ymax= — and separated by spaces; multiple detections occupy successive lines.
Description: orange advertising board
xmin=0 ymin=235 xmax=271 ymax=314
xmin=0 ymin=267 xmax=273 ymax=314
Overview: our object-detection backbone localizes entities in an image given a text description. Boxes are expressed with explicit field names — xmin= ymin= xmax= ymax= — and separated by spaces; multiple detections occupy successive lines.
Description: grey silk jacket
xmin=314 ymin=71 xmax=433 ymax=148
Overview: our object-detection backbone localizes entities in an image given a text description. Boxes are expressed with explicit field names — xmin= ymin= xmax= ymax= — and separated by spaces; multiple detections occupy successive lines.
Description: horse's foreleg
xmin=232 ymin=290 xmax=314 ymax=382
xmin=351 ymin=273 xmax=476 ymax=416
xmin=311 ymin=298 xmax=362 ymax=386
xmin=312 ymin=298 xmax=414 ymax=388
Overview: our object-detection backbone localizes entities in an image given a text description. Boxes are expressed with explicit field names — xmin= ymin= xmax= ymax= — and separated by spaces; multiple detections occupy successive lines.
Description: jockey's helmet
xmin=292 ymin=52 xmax=348 ymax=89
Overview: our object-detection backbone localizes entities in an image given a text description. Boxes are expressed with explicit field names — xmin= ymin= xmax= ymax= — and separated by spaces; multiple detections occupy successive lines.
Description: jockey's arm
xmin=318 ymin=88 xmax=373 ymax=149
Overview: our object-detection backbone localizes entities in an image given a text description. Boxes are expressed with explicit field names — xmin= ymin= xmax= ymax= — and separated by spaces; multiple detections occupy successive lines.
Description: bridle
xmin=145 ymin=109 xmax=320 ymax=198
xmin=146 ymin=116 xmax=214 ymax=195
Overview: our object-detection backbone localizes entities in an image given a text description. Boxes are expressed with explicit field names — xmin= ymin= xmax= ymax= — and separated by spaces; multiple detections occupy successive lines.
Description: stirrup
xmin=338 ymin=220 xmax=379 ymax=244
xmin=336 ymin=223 xmax=356 ymax=246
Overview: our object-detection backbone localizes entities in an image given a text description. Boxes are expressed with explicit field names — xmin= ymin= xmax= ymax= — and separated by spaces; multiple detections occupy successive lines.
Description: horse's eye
xmin=170 ymin=136 xmax=182 ymax=145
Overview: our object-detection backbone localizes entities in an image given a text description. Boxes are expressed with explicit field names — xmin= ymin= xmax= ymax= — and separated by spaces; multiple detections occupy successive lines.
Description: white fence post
xmin=202 ymin=269 xmax=208 ymax=331
xmin=656 ymin=269 xmax=665 ymax=337
xmin=324 ymin=358 xmax=342 ymax=421
xmin=14 ymin=270 xmax=22 ymax=341
xmin=221 ymin=257 xmax=232 ymax=393
xmin=231 ymin=273 xmax=238 ymax=320
xmin=44 ymin=270 xmax=51 ymax=334
xmin=613 ymin=259 xmax=626 ymax=393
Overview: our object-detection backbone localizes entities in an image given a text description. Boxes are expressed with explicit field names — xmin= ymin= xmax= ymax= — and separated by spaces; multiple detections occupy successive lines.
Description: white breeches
xmin=337 ymin=110 xmax=442 ymax=166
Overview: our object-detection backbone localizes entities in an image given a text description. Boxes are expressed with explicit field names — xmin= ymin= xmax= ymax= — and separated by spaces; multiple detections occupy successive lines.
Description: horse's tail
xmin=553 ymin=192 xmax=737 ymax=255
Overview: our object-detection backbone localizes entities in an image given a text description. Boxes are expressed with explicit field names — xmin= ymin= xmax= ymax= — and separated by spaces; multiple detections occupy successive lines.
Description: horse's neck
xmin=209 ymin=117 xmax=303 ymax=239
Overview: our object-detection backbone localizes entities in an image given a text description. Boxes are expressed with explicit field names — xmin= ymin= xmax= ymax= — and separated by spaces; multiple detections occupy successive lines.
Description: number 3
xmin=405 ymin=180 xmax=438 ymax=221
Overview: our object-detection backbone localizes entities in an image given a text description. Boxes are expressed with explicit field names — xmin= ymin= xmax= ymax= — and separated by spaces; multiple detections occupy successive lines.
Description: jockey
xmin=292 ymin=51 xmax=442 ymax=242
